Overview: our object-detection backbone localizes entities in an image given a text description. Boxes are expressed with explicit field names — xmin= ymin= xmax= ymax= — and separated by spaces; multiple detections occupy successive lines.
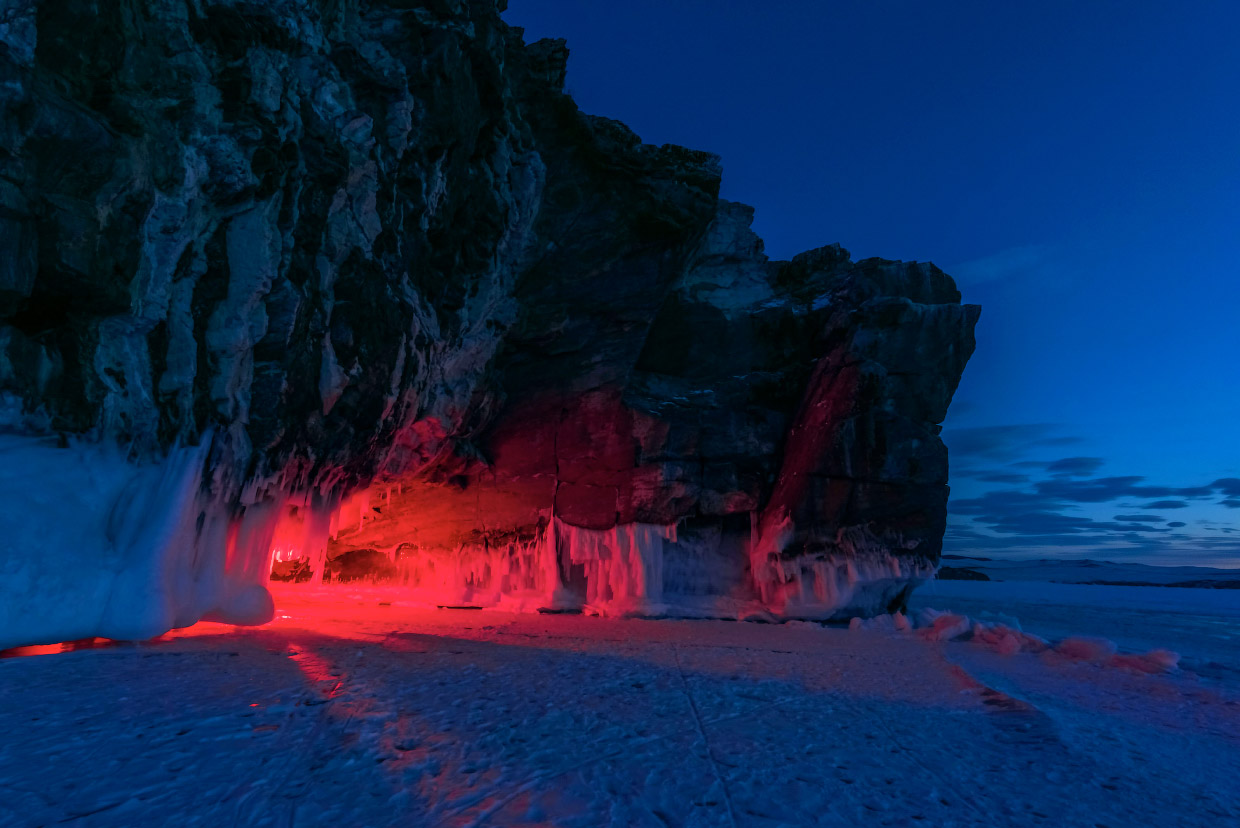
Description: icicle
xmin=305 ymin=494 xmax=335 ymax=586
xmin=231 ymin=499 xmax=282 ymax=585
xmin=253 ymin=484 xmax=932 ymax=625
xmin=748 ymin=509 xmax=794 ymax=607
xmin=558 ymin=520 xmax=668 ymax=617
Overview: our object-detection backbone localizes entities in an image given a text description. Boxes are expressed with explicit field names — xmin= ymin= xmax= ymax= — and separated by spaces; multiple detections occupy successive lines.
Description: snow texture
xmin=0 ymin=585 xmax=1237 ymax=827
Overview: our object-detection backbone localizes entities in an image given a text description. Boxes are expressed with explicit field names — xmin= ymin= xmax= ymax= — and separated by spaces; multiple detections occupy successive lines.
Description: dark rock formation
xmin=937 ymin=567 xmax=991 ymax=582
xmin=325 ymin=548 xmax=396 ymax=583
xmin=0 ymin=0 xmax=977 ymax=646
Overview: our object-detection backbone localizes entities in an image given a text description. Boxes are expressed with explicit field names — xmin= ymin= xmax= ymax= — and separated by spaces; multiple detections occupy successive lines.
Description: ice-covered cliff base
xmin=0 ymin=434 xmax=276 ymax=649
xmin=0 ymin=434 xmax=932 ymax=647
xmin=317 ymin=516 xmax=931 ymax=621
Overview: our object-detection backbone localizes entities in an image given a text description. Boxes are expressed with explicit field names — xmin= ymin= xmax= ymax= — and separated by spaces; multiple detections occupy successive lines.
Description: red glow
xmin=268 ymin=505 xmax=311 ymax=565
xmin=0 ymin=637 xmax=129 ymax=659
xmin=286 ymin=646 xmax=349 ymax=699
xmin=1 ymin=643 xmax=68 ymax=657
xmin=223 ymin=516 xmax=242 ymax=572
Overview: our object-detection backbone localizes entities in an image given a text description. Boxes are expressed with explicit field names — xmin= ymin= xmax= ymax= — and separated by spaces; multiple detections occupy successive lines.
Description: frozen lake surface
xmin=1 ymin=583 xmax=1238 ymax=827
xmin=913 ymin=579 xmax=1240 ymax=680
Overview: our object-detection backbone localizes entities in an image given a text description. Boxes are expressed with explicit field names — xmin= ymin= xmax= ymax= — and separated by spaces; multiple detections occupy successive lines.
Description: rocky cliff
xmin=0 ymin=0 xmax=978 ymax=647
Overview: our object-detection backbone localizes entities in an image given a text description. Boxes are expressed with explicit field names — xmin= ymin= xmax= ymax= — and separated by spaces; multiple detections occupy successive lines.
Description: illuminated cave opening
xmin=262 ymin=486 xmax=705 ymax=616
xmin=257 ymin=481 xmax=929 ymax=622
xmin=0 ymin=434 xmax=939 ymax=654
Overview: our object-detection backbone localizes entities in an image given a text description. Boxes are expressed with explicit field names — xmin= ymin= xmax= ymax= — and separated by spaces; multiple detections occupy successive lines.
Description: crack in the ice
xmin=673 ymin=643 xmax=740 ymax=828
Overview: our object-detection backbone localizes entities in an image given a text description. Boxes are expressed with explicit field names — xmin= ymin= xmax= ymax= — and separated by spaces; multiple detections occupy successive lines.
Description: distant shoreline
xmin=937 ymin=556 xmax=1240 ymax=589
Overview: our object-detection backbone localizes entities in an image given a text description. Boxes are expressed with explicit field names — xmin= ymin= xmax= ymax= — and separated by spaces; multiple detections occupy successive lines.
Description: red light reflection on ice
xmin=286 ymin=646 xmax=349 ymax=699
xmin=268 ymin=505 xmax=310 ymax=564
xmin=0 ymin=637 xmax=129 ymax=658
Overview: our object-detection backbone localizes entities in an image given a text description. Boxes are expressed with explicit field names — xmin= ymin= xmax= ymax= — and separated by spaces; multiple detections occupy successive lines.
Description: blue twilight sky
xmin=503 ymin=0 xmax=1240 ymax=566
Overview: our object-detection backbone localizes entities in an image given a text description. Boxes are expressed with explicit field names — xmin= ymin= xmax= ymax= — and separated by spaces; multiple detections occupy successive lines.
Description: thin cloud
xmin=946 ymin=243 xmax=1057 ymax=287
xmin=971 ymin=511 xmax=1170 ymax=536
xmin=945 ymin=519 xmax=1240 ymax=564
xmin=1037 ymin=436 xmax=1085 ymax=447
xmin=978 ymin=472 xmax=1031 ymax=484
xmin=1043 ymin=457 xmax=1105 ymax=477
xmin=944 ymin=424 xmax=1073 ymax=461
xmin=1037 ymin=478 xmax=1213 ymax=503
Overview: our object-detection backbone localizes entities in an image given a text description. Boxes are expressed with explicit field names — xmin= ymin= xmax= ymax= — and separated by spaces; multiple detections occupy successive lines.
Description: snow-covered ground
xmin=2 ymin=583 xmax=1238 ymax=827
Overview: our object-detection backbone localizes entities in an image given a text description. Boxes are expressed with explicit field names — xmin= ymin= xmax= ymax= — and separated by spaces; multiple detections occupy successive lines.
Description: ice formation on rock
xmin=0 ymin=431 xmax=276 ymax=649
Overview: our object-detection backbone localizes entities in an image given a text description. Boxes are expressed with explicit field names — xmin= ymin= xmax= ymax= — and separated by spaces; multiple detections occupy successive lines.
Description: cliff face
xmin=0 ymin=0 xmax=978 ymax=646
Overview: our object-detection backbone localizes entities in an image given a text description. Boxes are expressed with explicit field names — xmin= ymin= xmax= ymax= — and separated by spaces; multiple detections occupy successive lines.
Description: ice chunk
xmin=970 ymin=621 xmax=1048 ymax=656
xmin=916 ymin=609 xmax=972 ymax=642
xmin=848 ymin=613 xmax=909 ymax=633
xmin=1110 ymin=649 xmax=1181 ymax=674
xmin=1055 ymin=636 xmax=1119 ymax=662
